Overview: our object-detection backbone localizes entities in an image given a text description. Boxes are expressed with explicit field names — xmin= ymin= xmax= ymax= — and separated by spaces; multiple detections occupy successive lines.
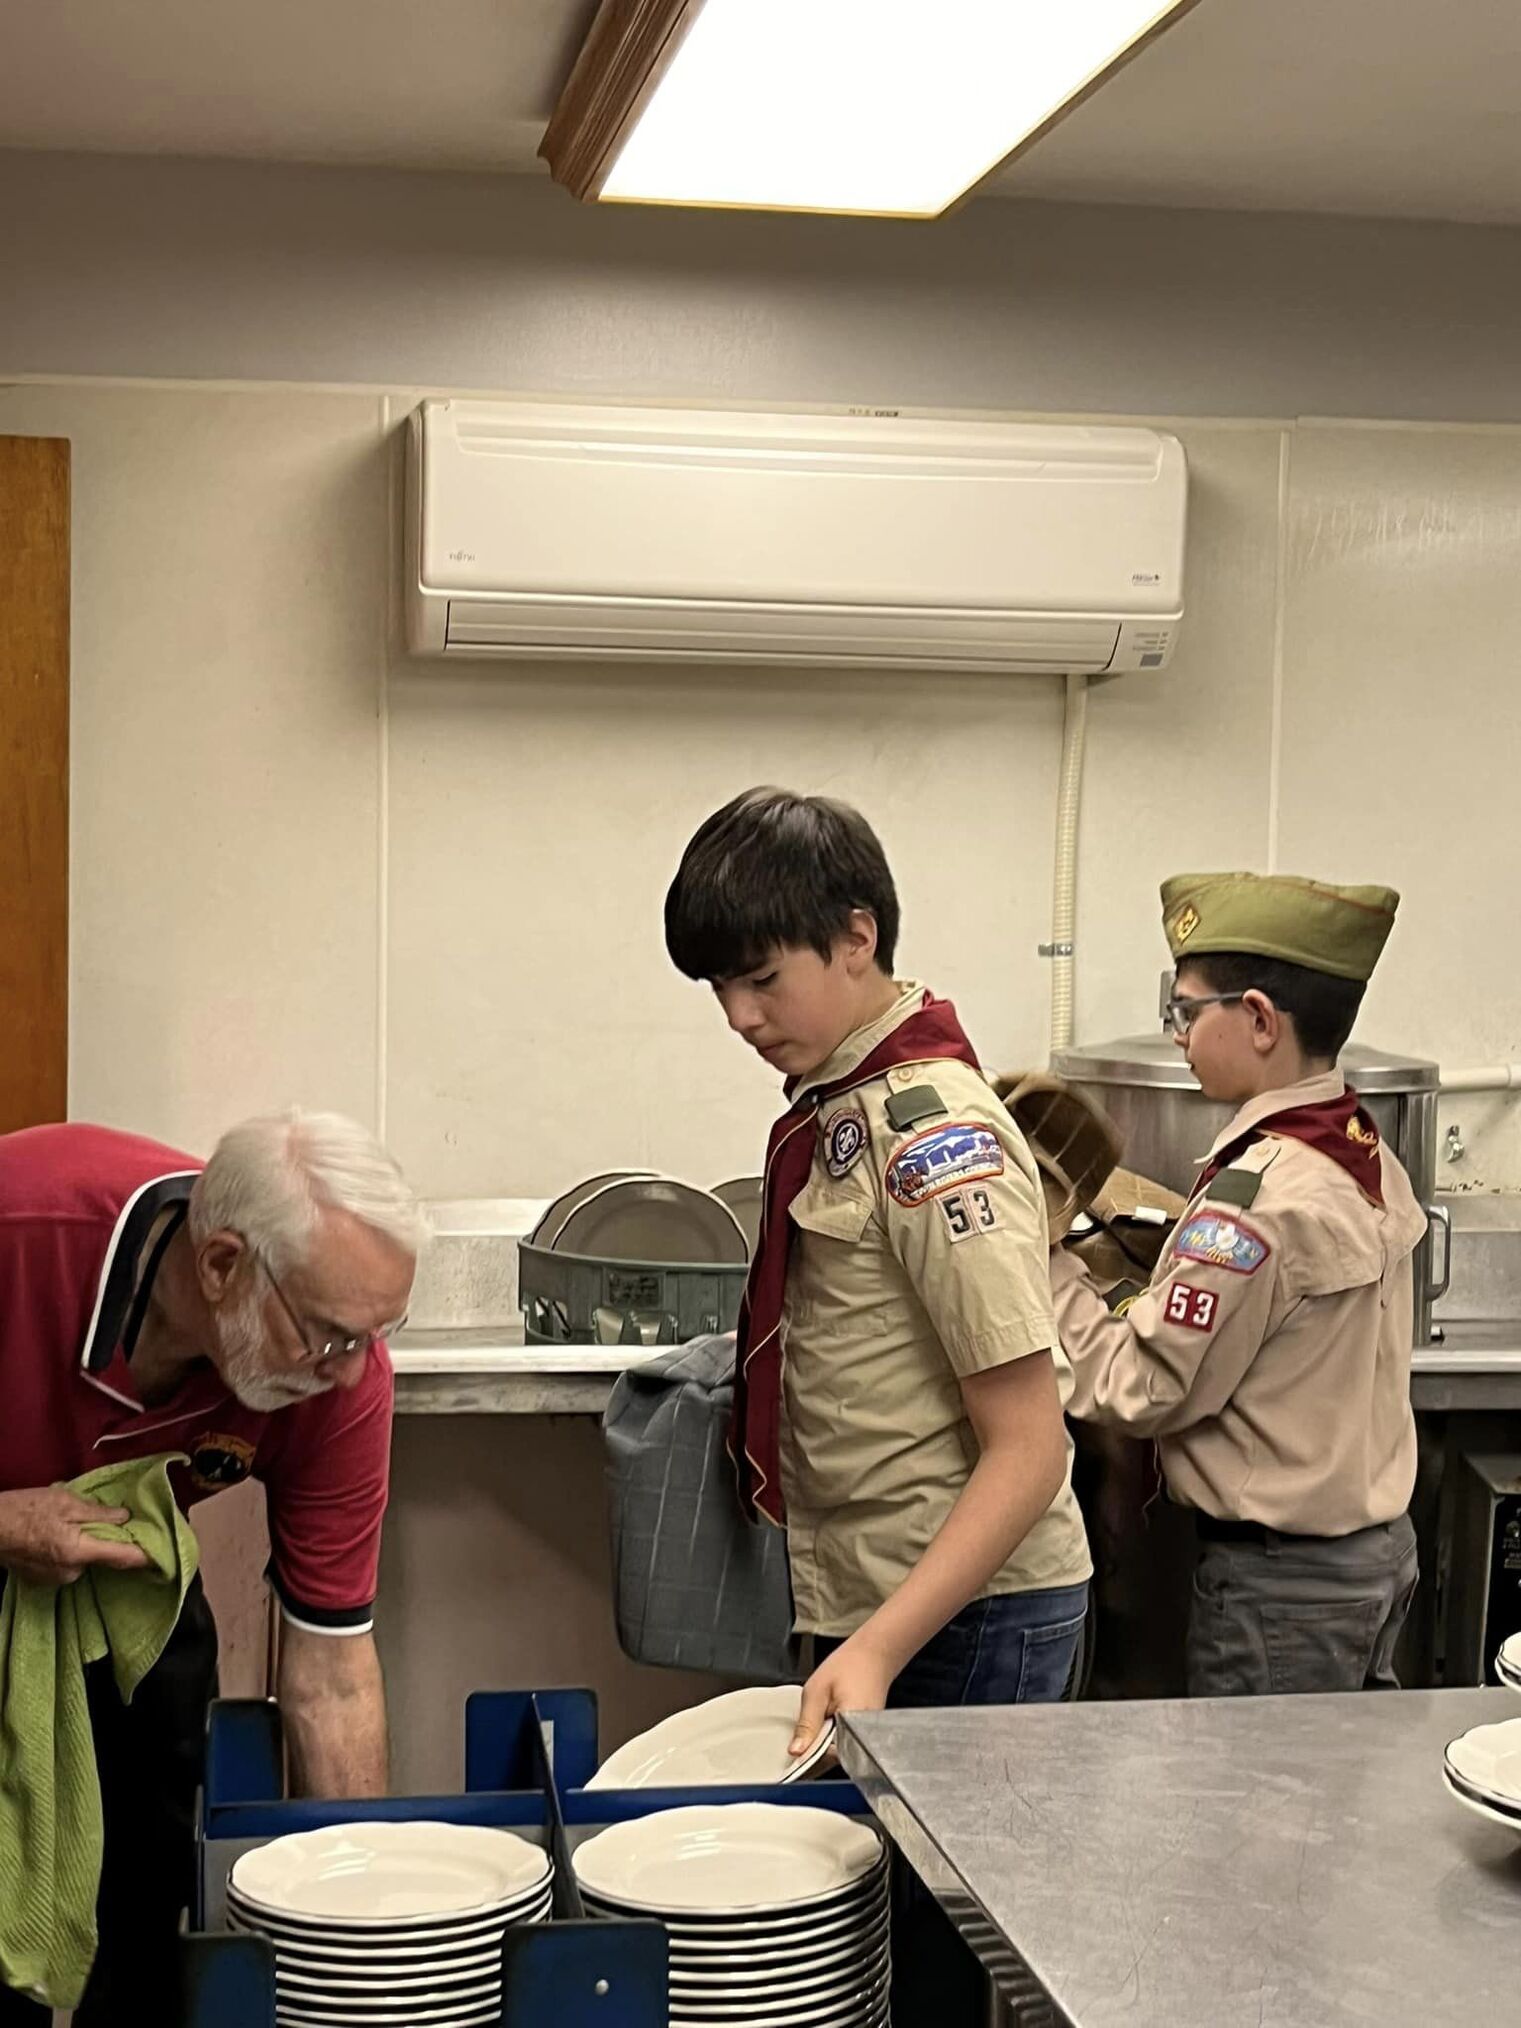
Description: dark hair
xmin=664 ymin=788 xmax=900 ymax=982
xmin=1183 ymin=952 xmax=1365 ymax=1062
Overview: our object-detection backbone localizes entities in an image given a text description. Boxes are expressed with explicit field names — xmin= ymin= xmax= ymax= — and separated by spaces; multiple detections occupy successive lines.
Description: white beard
xmin=216 ymin=1291 xmax=332 ymax=1411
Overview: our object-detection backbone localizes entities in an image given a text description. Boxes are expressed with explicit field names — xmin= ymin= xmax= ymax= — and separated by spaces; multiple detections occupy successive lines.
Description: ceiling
xmin=1 ymin=0 xmax=1518 ymax=224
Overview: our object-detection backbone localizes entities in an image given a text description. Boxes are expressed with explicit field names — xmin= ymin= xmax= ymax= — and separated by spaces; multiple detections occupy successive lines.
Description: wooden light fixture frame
xmin=539 ymin=0 xmax=1208 ymax=215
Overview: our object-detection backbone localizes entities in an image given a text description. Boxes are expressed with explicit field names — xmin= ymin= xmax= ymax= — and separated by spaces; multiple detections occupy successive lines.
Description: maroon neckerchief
xmin=1197 ymin=1085 xmax=1384 ymax=1208
xmin=731 ymin=992 xmax=981 ymax=1525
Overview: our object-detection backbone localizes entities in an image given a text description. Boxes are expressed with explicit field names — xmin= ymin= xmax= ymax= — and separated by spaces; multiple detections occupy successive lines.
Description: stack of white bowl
xmin=572 ymin=1803 xmax=889 ymax=2028
xmin=1496 ymin=1632 xmax=1521 ymax=1693
xmin=227 ymin=1821 xmax=552 ymax=2027
xmin=1444 ymin=1641 xmax=1521 ymax=1833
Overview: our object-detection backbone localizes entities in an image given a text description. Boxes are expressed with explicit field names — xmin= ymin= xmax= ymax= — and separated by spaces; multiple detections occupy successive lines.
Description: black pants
xmin=0 ymin=1577 xmax=219 ymax=2024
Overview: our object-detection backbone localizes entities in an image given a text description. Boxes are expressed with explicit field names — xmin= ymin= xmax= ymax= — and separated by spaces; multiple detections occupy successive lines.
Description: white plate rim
xmin=579 ymin=1873 xmax=887 ymax=1940
xmin=585 ymin=1688 xmax=830 ymax=1793
xmin=231 ymin=1890 xmax=550 ymax=1938
xmin=671 ymin=2009 xmax=888 ymax=2028
xmin=1443 ymin=1717 xmax=1521 ymax=1803
xmin=669 ymin=1968 xmax=890 ymax=2028
xmin=232 ymin=1914 xmax=547 ymax=1963
xmin=670 ymin=1938 xmax=890 ymax=1997
xmin=1442 ymin=1767 xmax=1521 ymax=1834
xmin=273 ymin=1993 xmax=503 ymax=2028
xmin=553 ymin=1177 xmax=748 ymax=1267
xmin=275 ymin=2011 xmax=500 ymax=2028
xmin=572 ymin=1807 xmax=882 ymax=1915
xmin=529 ymin=1170 xmax=661 ymax=1248
xmin=233 ymin=1822 xmax=549 ymax=1925
xmin=273 ymin=1963 xmax=507 ymax=1995
xmin=578 ymin=1861 xmax=886 ymax=1930
xmin=667 ymin=1916 xmax=891 ymax=1982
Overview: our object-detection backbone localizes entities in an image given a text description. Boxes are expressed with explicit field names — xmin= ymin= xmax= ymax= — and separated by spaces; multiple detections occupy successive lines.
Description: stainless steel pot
xmin=1050 ymin=1034 xmax=1447 ymax=1344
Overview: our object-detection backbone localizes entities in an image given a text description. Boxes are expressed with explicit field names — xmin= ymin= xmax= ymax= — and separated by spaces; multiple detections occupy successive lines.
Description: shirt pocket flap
xmin=1292 ymin=1220 xmax=1386 ymax=1298
xmin=789 ymin=1175 xmax=875 ymax=1244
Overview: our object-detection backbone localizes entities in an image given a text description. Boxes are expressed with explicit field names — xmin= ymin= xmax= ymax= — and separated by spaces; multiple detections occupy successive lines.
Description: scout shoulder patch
xmin=1203 ymin=1165 xmax=1264 ymax=1212
xmin=1172 ymin=1212 xmax=1270 ymax=1276
xmin=884 ymin=1084 xmax=947 ymax=1133
xmin=886 ymin=1122 xmax=1004 ymax=1208
xmin=823 ymin=1105 xmax=869 ymax=1180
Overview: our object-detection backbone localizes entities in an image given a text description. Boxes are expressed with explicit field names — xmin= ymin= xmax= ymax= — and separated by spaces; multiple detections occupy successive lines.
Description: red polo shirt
xmin=0 ymin=1122 xmax=394 ymax=1634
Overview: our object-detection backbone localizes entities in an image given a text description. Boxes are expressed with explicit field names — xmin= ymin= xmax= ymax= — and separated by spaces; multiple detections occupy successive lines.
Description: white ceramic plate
xmin=660 ymin=1892 xmax=891 ymax=1954
xmin=553 ymin=1178 xmax=748 ymax=1266
xmin=586 ymin=1688 xmax=834 ymax=1791
xmin=579 ymin=1863 xmax=886 ymax=1937
xmin=233 ymin=1822 xmax=550 ymax=1924
xmin=228 ymin=1892 xmax=548 ymax=1951
xmin=1442 ymin=1768 xmax=1521 ymax=1836
xmin=1496 ymin=1633 xmax=1521 ymax=1690
xmin=572 ymin=1805 xmax=883 ymax=1916
xmin=674 ymin=2006 xmax=886 ymax=2028
xmin=276 ymin=1976 xmax=500 ymax=2009
xmin=529 ymin=1171 xmax=660 ymax=1248
xmin=671 ymin=1973 xmax=890 ymax=2028
xmin=672 ymin=1939 xmax=890 ymax=1999
xmin=274 ymin=1988 xmax=503 ymax=2026
xmin=276 ymin=2008 xmax=500 ymax=2028
xmin=1443 ymin=1715 xmax=1521 ymax=1806
xmin=672 ymin=1955 xmax=890 ymax=2007
xmin=710 ymin=1177 xmax=762 ymax=1257
xmin=274 ymin=1954 xmax=504 ymax=1991
xmin=669 ymin=1918 xmax=891 ymax=1985
xmin=231 ymin=1898 xmax=547 ymax=1963
xmin=230 ymin=1882 xmax=551 ymax=1928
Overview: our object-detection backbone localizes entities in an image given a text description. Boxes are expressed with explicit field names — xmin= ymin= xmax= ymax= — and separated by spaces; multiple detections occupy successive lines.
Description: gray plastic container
xmin=518 ymin=1238 xmax=747 ymax=1347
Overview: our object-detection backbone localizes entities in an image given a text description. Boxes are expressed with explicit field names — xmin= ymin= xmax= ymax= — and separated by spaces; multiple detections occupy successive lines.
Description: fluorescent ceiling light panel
xmin=593 ymin=0 xmax=1196 ymax=217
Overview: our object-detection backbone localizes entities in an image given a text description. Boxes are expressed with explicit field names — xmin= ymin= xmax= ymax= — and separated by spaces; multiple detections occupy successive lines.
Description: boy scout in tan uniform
xmin=781 ymin=982 xmax=1093 ymax=1642
xmin=1050 ymin=872 xmax=1427 ymax=1697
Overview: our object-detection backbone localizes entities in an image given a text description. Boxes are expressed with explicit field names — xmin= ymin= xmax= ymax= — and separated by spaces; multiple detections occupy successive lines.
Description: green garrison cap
xmin=1161 ymin=872 xmax=1400 ymax=984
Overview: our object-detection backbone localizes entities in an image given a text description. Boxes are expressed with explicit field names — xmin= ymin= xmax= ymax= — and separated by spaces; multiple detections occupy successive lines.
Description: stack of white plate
xmin=585 ymin=1686 xmax=834 ymax=1790
xmin=1495 ymin=1633 xmax=1521 ymax=1692
xmin=228 ymin=1821 xmax=552 ymax=2026
xmin=1442 ymin=1715 xmax=1521 ymax=1833
xmin=572 ymin=1804 xmax=889 ymax=2027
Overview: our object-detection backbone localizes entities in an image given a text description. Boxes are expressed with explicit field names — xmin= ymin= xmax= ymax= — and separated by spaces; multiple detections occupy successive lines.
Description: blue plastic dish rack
xmin=182 ymin=1688 xmax=873 ymax=2028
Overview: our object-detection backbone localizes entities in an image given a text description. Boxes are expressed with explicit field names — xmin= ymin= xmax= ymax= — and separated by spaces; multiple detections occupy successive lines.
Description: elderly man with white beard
xmin=0 ymin=1110 xmax=424 ymax=2026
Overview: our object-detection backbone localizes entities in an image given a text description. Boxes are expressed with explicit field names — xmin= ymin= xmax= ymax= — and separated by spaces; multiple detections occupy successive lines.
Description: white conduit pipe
xmin=1440 ymin=1065 xmax=1521 ymax=1094
xmin=1048 ymin=671 xmax=1089 ymax=1059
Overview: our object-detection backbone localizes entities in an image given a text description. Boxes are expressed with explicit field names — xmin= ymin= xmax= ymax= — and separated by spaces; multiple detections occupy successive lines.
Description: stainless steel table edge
xmin=838 ymin=1719 xmax=1075 ymax=2026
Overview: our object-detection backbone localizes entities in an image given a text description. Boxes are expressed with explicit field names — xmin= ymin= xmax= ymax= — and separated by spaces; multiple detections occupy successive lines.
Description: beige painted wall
xmin=1 ymin=379 xmax=1511 ymax=1191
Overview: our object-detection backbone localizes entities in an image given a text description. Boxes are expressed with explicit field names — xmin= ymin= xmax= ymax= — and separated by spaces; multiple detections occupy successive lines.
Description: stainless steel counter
xmin=1413 ymin=1322 xmax=1521 ymax=1408
xmin=839 ymin=1688 xmax=1521 ymax=2027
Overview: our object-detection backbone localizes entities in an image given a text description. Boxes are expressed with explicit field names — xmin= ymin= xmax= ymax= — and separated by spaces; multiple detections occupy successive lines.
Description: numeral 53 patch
xmin=939 ymin=1187 xmax=999 ymax=1243
xmin=1164 ymin=1283 xmax=1218 ymax=1333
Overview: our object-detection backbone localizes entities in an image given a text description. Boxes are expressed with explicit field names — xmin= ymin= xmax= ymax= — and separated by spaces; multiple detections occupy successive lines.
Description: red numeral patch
xmin=1165 ymin=1283 xmax=1218 ymax=1334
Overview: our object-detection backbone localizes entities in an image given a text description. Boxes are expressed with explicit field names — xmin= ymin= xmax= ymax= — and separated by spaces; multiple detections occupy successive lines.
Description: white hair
xmin=189 ymin=1108 xmax=427 ymax=1275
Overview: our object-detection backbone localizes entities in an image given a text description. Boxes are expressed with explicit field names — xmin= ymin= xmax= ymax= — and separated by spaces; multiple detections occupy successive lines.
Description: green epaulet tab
xmin=1204 ymin=1165 xmax=1264 ymax=1211
xmin=885 ymin=1085 xmax=948 ymax=1133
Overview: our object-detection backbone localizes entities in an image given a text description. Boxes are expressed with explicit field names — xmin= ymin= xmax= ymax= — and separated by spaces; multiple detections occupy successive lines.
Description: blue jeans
xmin=817 ymin=1583 xmax=1088 ymax=2026
xmin=815 ymin=1581 xmax=1090 ymax=1707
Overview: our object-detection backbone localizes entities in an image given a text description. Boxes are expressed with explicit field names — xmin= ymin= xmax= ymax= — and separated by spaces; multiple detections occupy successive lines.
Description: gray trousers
xmin=1186 ymin=1513 xmax=1419 ymax=1697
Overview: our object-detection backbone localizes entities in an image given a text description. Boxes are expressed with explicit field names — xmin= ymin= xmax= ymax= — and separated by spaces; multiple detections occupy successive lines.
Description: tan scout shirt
xmin=778 ymin=984 xmax=1093 ymax=1638
xmin=1052 ymin=1070 xmax=1427 ymax=1536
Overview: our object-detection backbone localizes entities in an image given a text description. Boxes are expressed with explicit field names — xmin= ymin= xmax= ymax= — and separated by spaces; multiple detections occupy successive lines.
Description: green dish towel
xmin=0 ymin=1453 xmax=200 ymax=2009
